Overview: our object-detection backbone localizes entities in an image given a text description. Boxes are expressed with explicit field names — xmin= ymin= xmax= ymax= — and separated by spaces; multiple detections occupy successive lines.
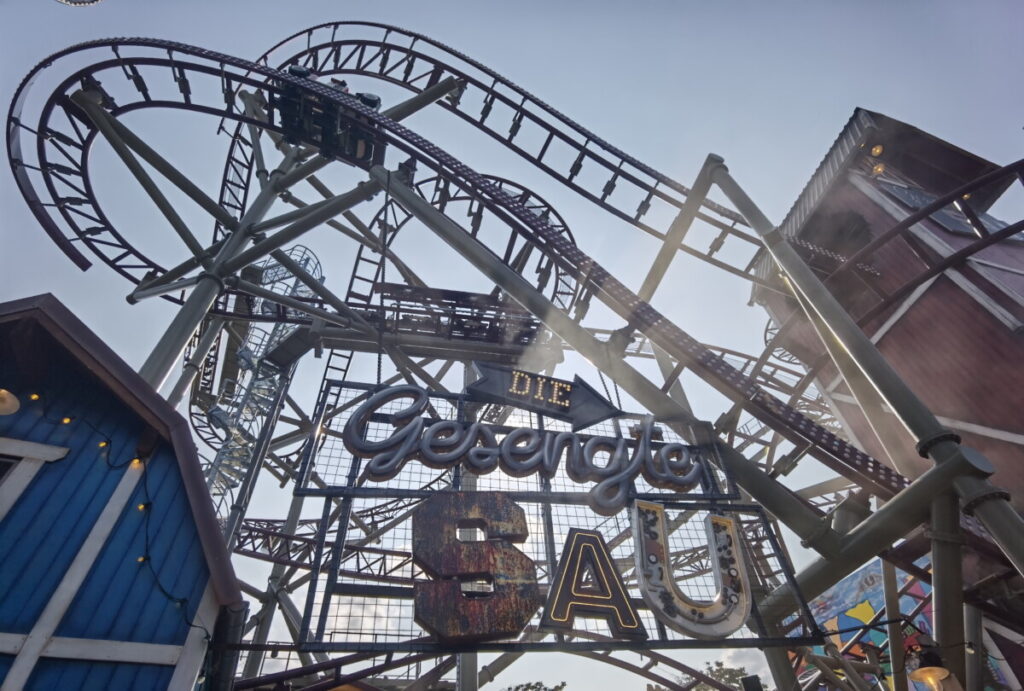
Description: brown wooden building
xmin=751 ymin=108 xmax=1024 ymax=510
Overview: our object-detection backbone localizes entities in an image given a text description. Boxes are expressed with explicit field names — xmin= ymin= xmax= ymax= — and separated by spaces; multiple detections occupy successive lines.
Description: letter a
xmin=540 ymin=529 xmax=647 ymax=640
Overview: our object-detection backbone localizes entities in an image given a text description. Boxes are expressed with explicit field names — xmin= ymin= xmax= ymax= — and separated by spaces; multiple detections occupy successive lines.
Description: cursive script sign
xmin=341 ymin=385 xmax=706 ymax=515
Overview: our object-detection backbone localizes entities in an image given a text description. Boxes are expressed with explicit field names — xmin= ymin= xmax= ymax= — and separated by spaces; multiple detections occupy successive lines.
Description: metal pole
xmin=963 ymin=606 xmax=983 ymax=691
xmin=457 ymin=364 xmax=479 ymax=691
xmin=710 ymin=162 xmax=1024 ymax=578
xmin=219 ymin=179 xmax=382 ymax=275
xmin=931 ymin=492 xmax=965 ymax=683
xmin=222 ymin=364 xmax=294 ymax=547
xmin=70 ymin=91 xmax=211 ymax=264
xmin=166 ymin=317 xmax=224 ymax=409
xmin=763 ymin=645 xmax=801 ymax=691
xmin=242 ymin=492 xmax=323 ymax=677
xmin=637 ymin=154 xmax=720 ymax=303
xmin=882 ymin=559 xmax=908 ymax=691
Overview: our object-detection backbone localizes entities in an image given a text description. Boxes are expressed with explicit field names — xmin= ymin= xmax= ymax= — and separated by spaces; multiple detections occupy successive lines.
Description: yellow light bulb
xmin=98 ymin=440 xmax=108 ymax=448
xmin=29 ymin=393 xmax=40 ymax=401
xmin=61 ymin=416 xmax=73 ymax=425
xmin=872 ymin=163 xmax=886 ymax=176
xmin=137 ymin=556 xmax=147 ymax=563
xmin=137 ymin=503 xmax=146 ymax=511
xmin=870 ymin=144 xmax=884 ymax=156
xmin=131 ymin=458 xmax=142 ymax=467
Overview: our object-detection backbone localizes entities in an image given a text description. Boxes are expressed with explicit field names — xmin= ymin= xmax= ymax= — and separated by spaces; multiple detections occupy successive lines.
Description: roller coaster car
xmin=272 ymin=67 xmax=384 ymax=166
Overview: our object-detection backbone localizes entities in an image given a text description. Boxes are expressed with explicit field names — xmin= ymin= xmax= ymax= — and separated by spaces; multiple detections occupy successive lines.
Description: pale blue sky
xmin=1 ymin=1 xmax=1021 ymax=687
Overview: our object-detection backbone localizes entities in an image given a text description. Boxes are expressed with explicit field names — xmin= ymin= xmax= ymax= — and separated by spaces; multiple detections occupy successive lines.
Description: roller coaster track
xmin=8 ymin=37 xmax=911 ymax=500
xmin=212 ymin=24 xmax=972 ymax=500
xmin=217 ymin=27 xmax=914 ymax=499
xmin=214 ymin=22 xmax=759 ymax=282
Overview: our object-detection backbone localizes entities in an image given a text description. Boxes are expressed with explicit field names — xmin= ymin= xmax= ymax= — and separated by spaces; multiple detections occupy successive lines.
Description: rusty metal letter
xmin=412 ymin=492 xmax=541 ymax=643
xmin=632 ymin=500 xmax=751 ymax=639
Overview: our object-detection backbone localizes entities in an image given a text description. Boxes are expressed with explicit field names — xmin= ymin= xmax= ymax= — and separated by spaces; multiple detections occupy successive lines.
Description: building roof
xmin=752 ymin=107 xmax=1013 ymax=289
xmin=0 ymin=293 xmax=243 ymax=609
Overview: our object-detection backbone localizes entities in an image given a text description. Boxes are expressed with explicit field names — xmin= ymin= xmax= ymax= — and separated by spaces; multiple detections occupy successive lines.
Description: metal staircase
xmin=202 ymin=246 xmax=324 ymax=517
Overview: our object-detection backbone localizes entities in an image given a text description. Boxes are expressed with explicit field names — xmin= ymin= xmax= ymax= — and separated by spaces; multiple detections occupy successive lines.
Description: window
xmin=0 ymin=437 xmax=69 ymax=522
xmin=877 ymin=179 xmax=1013 ymax=240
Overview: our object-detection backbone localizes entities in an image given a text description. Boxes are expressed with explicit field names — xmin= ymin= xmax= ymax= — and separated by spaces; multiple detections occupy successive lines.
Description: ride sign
xmin=341 ymin=384 xmax=705 ymax=516
xmin=296 ymin=379 xmax=813 ymax=652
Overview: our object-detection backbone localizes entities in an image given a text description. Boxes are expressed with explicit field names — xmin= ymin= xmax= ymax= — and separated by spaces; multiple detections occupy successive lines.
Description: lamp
xmin=909 ymin=665 xmax=950 ymax=691
xmin=908 ymin=646 xmax=950 ymax=690
xmin=0 ymin=389 xmax=20 ymax=416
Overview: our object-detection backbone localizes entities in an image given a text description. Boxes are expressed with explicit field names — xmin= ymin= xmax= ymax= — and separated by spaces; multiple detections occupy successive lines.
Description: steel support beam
xmin=220 ymin=179 xmax=382 ymax=275
xmin=222 ymin=365 xmax=294 ymax=546
xmin=242 ymin=493 xmax=319 ymax=677
xmin=166 ymin=317 xmax=223 ymax=409
xmin=80 ymin=93 xmax=239 ymax=231
xmin=70 ymin=91 xmax=210 ymax=264
xmin=637 ymin=154 xmax=720 ymax=303
xmin=126 ymin=275 xmax=202 ymax=304
xmin=137 ymin=146 xmax=301 ymax=390
xmin=882 ymin=559 xmax=908 ymax=691
xmin=370 ymin=165 xmax=850 ymax=564
xmin=758 ymin=437 xmax=992 ymax=615
xmin=764 ymin=645 xmax=801 ymax=691
xmin=964 ymin=605 xmax=983 ymax=691
xmin=931 ymin=492 xmax=965 ymax=683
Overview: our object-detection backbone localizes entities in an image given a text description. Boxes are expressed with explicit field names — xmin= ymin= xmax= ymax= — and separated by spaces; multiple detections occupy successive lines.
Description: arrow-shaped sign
xmin=466 ymin=363 xmax=621 ymax=431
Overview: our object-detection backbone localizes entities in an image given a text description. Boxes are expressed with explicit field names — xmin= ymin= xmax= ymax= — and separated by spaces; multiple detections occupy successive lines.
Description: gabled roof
xmin=0 ymin=293 xmax=242 ymax=609
xmin=752 ymin=107 xmax=1012 ymax=291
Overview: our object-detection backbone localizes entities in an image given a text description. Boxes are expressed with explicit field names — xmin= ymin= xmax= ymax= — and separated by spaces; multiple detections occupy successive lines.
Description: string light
xmin=25 ymin=394 xmax=208 ymax=638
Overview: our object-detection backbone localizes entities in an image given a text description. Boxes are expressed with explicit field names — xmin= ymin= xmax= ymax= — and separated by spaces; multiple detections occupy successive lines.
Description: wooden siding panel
xmin=0 ymin=374 xmax=143 ymax=634
xmin=878 ymin=276 xmax=1023 ymax=432
xmin=25 ymin=658 xmax=171 ymax=691
xmin=53 ymin=442 xmax=174 ymax=642
xmin=58 ymin=443 xmax=209 ymax=645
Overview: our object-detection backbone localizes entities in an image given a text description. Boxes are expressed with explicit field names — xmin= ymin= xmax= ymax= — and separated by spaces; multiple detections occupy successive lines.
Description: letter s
xmin=412 ymin=492 xmax=541 ymax=643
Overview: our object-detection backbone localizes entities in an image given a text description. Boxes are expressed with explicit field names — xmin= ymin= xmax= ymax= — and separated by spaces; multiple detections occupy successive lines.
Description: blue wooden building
xmin=0 ymin=295 xmax=244 ymax=690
